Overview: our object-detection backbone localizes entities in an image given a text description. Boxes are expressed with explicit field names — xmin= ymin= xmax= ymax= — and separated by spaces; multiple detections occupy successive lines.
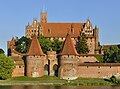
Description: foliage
xmin=76 ymin=32 xmax=89 ymax=54
xmin=0 ymin=54 xmax=14 ymax=80
xmin=104 ymin=46 xmax=120 ymax=63
xmin=15 ymin=36 xmax=31 ymax=53
xmin=0 ymin=48 xmax=4 ymax=54
xmin=52 ymin=39 xmax=63 ymax=54
xmin=38 ymin=34 xmax=63 ymax=54
xmin=110 ymin=75 xmax=118 ymax=84
xmin=95 ymin=56 xmax=104 ymax=63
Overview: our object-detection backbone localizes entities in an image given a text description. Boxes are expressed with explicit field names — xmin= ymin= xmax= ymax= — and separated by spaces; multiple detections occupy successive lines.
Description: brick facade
xmin=7 ymin=11 xmax=120 ymax=80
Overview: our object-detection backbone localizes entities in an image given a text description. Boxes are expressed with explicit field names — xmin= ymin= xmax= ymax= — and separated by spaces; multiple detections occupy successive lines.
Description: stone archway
xmin=53 ymin=64 xmax=59 ymax=76
xmin=44 ymin=64 xmax=49 ymax=75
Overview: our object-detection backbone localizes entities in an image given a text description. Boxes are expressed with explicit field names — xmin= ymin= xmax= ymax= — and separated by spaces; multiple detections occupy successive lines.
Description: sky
xmin=0 ymin=0 xmax=120 ymax=54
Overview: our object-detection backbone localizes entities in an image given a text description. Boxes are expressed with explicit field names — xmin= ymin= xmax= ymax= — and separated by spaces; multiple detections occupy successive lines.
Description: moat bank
xmin=1 ymin=86 xmax=120 ymax=89
xmin=0 ymin=76 xmax=114 ymax=86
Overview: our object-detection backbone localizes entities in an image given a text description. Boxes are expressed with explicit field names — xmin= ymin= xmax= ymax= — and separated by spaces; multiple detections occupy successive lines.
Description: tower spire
xmin=40 ymin=5 xmax=47 ymax=23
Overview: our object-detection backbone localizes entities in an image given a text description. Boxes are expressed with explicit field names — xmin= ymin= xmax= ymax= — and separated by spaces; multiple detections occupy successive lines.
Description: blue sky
xmin=0 ymin=0 xmax=120 ymax=54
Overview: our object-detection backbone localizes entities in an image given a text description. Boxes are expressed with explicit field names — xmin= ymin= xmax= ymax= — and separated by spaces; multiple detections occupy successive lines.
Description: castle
xmin=7 ymin=11 xmax=120 ymax=80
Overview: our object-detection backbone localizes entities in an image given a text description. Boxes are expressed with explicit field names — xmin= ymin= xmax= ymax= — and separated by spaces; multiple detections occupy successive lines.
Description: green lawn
xmin=0 ymin=76 xmax=114 ymax=86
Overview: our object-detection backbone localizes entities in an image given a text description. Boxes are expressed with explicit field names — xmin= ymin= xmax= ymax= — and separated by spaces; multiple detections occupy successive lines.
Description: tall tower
xmin=40 ymin=12 xmax=47 ymax=23
xmin=40 ymin=6 xmax=47 ymax=23
xmin=26 ymin=35 xmax=45 ymax=77
xmin=59 ymin=33 xmax=78 ymax=80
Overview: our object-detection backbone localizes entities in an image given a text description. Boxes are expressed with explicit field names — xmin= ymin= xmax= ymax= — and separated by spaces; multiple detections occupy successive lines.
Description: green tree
xmin=104 ymin=46 xmax=120 ymax=63
xmin=38 ymin=34 xmax=63 ymax=54
xmin=0 ymin=54 xmax=14 ymax=80
xmin=38 ymin=34 xmax=52 ymax=53
xmin=16 ymin=36 xmax=31 ymax=53
xmin=52 ymin=39 xmax=63 ymax=54
xmin=76 ymin=32 xmax=89 ymax=54
xmin=0 ymin=48 xmax=4 ymax=54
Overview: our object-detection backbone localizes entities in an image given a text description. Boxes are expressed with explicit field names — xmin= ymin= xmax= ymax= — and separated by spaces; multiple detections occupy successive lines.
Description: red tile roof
xmin=60 ymin=33 xmax=78 ymax=55
xmin=41 ymin=23 xmax=84 ymax=38
xmin=27 ymin=35 xmax=44 ymax=56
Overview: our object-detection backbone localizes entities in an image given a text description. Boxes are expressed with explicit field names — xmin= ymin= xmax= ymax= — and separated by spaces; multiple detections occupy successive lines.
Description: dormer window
xmin=48 ymin=29 xmax=51 ymax=34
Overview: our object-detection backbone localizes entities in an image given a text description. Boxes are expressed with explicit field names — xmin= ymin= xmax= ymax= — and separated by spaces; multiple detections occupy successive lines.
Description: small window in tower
xmin=71 ymin=28 xmax=74 ymax=34
xmin=48 ymin=29 xmax=51 ymax=34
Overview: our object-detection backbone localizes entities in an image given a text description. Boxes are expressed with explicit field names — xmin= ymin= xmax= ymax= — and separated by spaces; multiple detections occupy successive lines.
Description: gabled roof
xmin=41 ymin=23 xmax=84 ymax=38
xmin=27 ymin=35 xmax=44 ymax=56
xmin=60 ymin=33 xmax=78 ymax=55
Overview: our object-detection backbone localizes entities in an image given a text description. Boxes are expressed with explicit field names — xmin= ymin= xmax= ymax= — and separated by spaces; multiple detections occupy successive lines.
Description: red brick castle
xmin=7 ymin=11 xmax=120 ymax=80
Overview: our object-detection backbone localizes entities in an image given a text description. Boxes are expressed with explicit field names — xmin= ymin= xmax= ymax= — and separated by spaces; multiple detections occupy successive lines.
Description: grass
xmin=0 ymin=76 xmax=114 ymax=86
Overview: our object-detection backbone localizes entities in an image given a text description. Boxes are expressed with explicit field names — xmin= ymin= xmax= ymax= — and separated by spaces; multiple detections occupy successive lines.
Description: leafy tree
xmin=52 ymin=39 xmax=63 ymax=54
xmin=104 ymin=46 xmax=120 ymax=63
xmin=16 ymin=36 xmax=31 ymax=53
xmin=38 ymin=34 xmax=63 ymax=54
xmin=38 ymin=34 xmax=52 ymax=53
xmin=95 ymin=56 xmax=104 ymax=63
xmin=0 ymin=54 xmax=14 ymax=80
xmin=76 ymin=32 xmax=89 ymax=54
xmin=0 ymin=48 xmax=4 ymax=54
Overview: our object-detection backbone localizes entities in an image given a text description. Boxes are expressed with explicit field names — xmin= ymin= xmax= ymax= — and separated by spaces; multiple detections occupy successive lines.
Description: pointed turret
xmin=11 ymin=37 xmax=16 ymax=46
xmin=60 ymin=33 xmax=78 ymax=55
xmin=28 ymin=35 xmax=44 ymax=56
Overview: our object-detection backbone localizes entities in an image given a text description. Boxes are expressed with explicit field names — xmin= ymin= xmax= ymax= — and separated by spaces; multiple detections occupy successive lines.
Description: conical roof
xmin=60 ymin=33 xmax=78 ymax=55
xmin=11 ymin=37 xmax=16 ymax=45
xmin=28 ymin=35 xmax=44 ymax=56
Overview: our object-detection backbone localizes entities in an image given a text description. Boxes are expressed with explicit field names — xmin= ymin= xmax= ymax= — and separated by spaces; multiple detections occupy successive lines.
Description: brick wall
xmin=77 ymin=65 xmax=120 ymax=78
xmin=26 ymin=56 xmax=45 ymax=77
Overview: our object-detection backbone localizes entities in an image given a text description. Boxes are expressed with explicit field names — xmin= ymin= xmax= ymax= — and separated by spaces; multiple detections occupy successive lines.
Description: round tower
xmin=26 ymin=35 xmax=45 ymax=77
xmin=59 ymin=33 xmax=78 ymax=80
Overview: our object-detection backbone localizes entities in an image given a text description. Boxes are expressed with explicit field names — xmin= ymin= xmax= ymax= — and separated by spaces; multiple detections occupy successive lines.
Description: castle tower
xmin=82 ymin=19 xmax=95 ymax=54
xmin=94 ymin=25 xmax=99 ymax=51
xmin=26 ymin=35 xmax=45 ymax=77
xmin=40 ymin=11 xmax=47 ymax=23
xmin=59 ymin=33 xmax=78 ymax=80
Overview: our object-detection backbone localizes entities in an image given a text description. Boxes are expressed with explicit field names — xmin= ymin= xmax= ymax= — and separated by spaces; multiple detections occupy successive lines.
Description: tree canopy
xmin=15 ymin=36 xmax=31 ymax=53
xmin=0 ymin=54 xmax=14 ymax=80
xmin=76 ymin=32 xmax=89 ymax=54
xmin=104 ymin=46 xmax=120 ymax=63
xmin=38 ymin=34 xmax=63 ymax=54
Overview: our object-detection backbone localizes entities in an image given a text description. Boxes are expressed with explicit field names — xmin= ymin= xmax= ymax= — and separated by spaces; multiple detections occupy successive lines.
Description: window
xmin=71 ymin=28 xmax=74 ymax=34
xmin=19 ymin=66 xmax=21 ymax=68
xmin=48 ymin=29 xmax=51 ymax=34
